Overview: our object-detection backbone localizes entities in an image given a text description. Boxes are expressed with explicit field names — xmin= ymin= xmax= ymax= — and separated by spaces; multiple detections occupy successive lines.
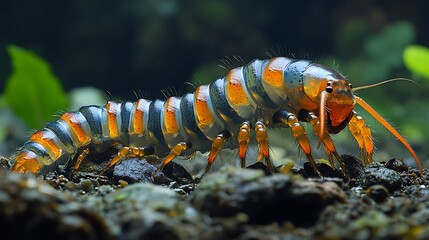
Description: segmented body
xmin=10 ymin=57 xmax=422 ymax=176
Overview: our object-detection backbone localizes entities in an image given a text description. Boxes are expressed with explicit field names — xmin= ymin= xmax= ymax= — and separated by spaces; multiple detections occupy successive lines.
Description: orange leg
xmin=204 ymin=131 xmax=231 ymax=173
xmin=355 ymin=97 xmax=422 ymax=173
xmin=305 ymin=112 xmax=349 ymax=177
xmin=154 ymin=141 xmax=192 ymax=175
xmin=237 ymin=121 xmax=251 ymax=168
xmin=273 ymin=111 xmax=321 ymax=177
xmin=74 ymin=148 xmax=90 ymax=172
xmin=254 ymin=119 xmax=276 ymax=172
xmin=348 ymin=111 xmax=373 ymax=166
xmin=101 ymin=146 xmax=154 ymax=174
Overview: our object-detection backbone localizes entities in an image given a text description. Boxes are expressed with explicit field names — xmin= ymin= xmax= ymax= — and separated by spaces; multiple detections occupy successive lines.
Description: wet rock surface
xmin=0 ymin=169 xmax=113 ymax=240
xmin=362 ymin=165 xmax=403 ymax=191
xmin=2 ymin=154 xmax=429 ymax=239
xmin=191 ymin=167 xmax=346 ymax=226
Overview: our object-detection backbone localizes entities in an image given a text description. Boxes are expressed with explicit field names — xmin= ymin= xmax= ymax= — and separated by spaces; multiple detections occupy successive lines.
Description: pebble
xmin=362 ymin=166 xmax=402 ymax=192
xmin=191 ymin=166 xmax=346 ymax=226
xmin=367 ymin=184 xmax=389 ymax=202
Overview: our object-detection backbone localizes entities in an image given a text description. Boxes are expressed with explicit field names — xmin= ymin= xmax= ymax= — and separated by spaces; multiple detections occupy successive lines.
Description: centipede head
xmin=303 ymin=66 xmax=355 ymax=134
xmin=322 ymin=79 xmax=355 ymax=134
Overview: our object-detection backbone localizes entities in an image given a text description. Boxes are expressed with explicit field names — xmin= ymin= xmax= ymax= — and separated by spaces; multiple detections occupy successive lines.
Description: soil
xmin=1 ymin=154 xmax=428 ymax=240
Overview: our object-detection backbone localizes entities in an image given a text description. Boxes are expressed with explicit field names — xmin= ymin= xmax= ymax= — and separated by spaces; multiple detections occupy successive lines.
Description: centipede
xmin=9 ymin=57 xmax=423 ymax=177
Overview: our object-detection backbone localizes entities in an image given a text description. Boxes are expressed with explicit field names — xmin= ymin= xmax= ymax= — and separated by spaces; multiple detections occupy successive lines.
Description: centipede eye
xmin=326 ymin=86 xmax=333 ymax=93
xmin=349 ymin=83 xmax=353 ymax=89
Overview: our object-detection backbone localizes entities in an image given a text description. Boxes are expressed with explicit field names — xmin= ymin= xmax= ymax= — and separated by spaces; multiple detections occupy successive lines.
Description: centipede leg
xmin=237 ymin=121 xmax=251 ymax=168
xmin=348 ymin=111 xmax=373 ymax=165
xmin=304 ymin=112 xmax=349 ymax=178
xmin=101 ymin=146 xmax=154 ymax=174
xmin=273 ymin=111 xmax=321 ymax=177
xmin=204 ymin=131 xmax=231 ymax=174
xmin=254 ymin=119 xmax=276 ymax=172
xmin=153 ymin=141 xmax=192 ymax=176
xmin=73 ymin=148 xmax=90 ymax=172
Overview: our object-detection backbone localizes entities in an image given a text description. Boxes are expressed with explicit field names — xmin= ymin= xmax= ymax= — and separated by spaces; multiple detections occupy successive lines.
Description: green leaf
xmin=3 ymin=45 xmax=68 ymax=129
xmin=403 ymin=45 xmax=429 ymax=79
xmin=69 ymin=87 xmax=106 ymax=107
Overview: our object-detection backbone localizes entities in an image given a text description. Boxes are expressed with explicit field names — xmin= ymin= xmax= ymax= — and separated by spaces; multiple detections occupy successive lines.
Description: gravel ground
xmin=1 ymin=154 xmax=428 ymax=240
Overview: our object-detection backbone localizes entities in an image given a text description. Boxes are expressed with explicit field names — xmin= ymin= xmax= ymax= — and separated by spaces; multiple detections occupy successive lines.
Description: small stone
xmin=247 ymin=161 xmax=273 ymax=175
xmin=362 ymin=166 xmax=402 ymax=192
xmin=0 ymin=169 xmax=112 ymax=239
xmin=113 ymin=158 xmax=169 ymax=184
xmin=367 ymin=185 xmax=389 ymax=202
xmin=162 ymin=161 xmax=193 ymax=180
xmin=113 ymin=158 xmax=192 ymax=185
xmin=191 ymin=166 xmax=346 ymax=226
xmin=303 ymin=162 xmax=344 ymax=178
xmin=87 ymin=183 xmax=200 ymax=239
xmin=342 ymin=154 xmax=365 ymax=179
xmin=385 ymin=158 xmax=409 ymax=172
xmin=118 ymin=179 xmax=128 ymax=188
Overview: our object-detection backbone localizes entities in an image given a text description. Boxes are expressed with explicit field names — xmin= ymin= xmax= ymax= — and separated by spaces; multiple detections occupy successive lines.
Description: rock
xmin=86 ymin=183 xmax=203 ymax=239
xmin=0 ymin=156 xmax=10 ymax=170
xmin=162 ymin=161 xmax=193 ymax=180
xmin=302 ymin=162 xmax=344 ymax=178
xmin=112 ymin=158 xmax=169 ymax=184
xmin=112 ymin=158 xmax=192 ymax=185
xmin=246 ymin=161 xmax=273 ymax=175
xmin=366 ymin=185 xmax=389 ymax=203
xmin=190 ymin=166 xmax=346 ymax=226
xmin=0 ymin=169 xmax=113 ymax=240
xmin=385 ymin=158 xmax=409 ymax=172
xmin=342 ymin=154 xmax=365 ymax=179
xmin=362 ymin=166 xmax=402 ymax=192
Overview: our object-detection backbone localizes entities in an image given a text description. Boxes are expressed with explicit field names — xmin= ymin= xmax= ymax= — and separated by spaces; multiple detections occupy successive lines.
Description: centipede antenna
xmin=355 ymin=96 xmax=423 ymax=173
xmin=353 ymin=78 xmax=422 ymax=92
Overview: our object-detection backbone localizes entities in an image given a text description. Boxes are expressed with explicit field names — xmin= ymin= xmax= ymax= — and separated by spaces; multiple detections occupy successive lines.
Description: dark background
xmin=1 ymin=0 xmax=428 ymax=98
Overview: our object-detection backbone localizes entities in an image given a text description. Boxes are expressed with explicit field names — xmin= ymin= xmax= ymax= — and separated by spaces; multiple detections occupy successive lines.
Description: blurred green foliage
xmin=68 ymin=87 xmax=106 ymax=108
xmin=403 ymin=45 xmax=429 ymax=79
xmin=3 ymin=45 xmax=68 ymax=129
xmin=328 ymin=21 xmax=415 ymax=86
